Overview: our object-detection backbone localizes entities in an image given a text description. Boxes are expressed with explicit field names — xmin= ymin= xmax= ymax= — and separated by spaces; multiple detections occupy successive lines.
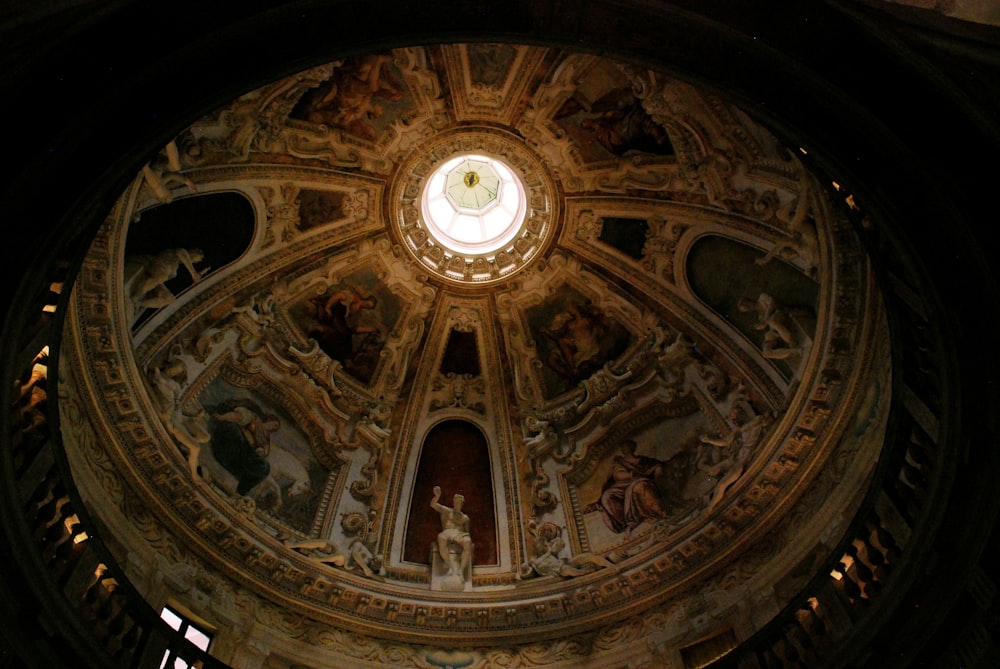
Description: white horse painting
xmin=252 ymin=445 xmax=313 ymax=512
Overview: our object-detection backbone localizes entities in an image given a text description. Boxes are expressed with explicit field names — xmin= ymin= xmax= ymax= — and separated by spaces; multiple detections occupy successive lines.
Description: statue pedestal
xmin=429 ymin=542 xmax=473 ymax=592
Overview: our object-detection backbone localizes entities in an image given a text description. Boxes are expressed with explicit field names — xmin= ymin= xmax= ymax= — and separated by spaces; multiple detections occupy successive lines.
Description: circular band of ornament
xmin=392 ymin=126 xmax=558 ymax=285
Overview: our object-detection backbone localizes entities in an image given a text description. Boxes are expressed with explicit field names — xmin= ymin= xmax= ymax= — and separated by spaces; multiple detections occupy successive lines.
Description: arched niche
xmin=403 ymin=419 xmax=498 ymax=567
xmin=685 ymin=234 xmax=819 ymax=379
xmin=124 ymin=192 xmax=255 ymax=329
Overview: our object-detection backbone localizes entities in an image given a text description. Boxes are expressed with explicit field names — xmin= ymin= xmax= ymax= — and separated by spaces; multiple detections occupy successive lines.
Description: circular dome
xmin=422 ymin=154 xmax=526 ymax=254
xmin=59 ymin=43 xmax=890 ymax=665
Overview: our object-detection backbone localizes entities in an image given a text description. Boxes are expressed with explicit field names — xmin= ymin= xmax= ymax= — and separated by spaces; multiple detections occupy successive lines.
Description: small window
xmin=159 ymin=605 xmax=213 ymax=669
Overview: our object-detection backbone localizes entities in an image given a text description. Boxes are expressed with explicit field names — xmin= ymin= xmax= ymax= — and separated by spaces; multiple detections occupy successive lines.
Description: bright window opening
xmin=421 ymin=154 xmax=526 ymax=255
xmin=159 ymin=605 xmax=213 ymax=669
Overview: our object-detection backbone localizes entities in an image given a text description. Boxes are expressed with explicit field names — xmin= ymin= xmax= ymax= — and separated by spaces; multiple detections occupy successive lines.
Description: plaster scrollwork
xmin=508 ymin=637 xmax=597 ymax=667
xmin=726 ymin=181 xmax=782 ymax=222
xmin=429 ymin=373 xmax=486 ymax=414
xmin=286 ymin=249 xmax=363 ymax=299
xmin=497 ymin=310 xmax=543 ymax=406
xmin=368 ymin=238 xmax=436 ymax=306
xmin=394 ymin=46 xmax=444 ymax=111
xmin=356 ymin=397 xmax=393 ymax=441
xmin=532 ymin=325 xmax=725 ymax=471
xmin=348 ymin=444 xmax=382 ymax=502
xmin=575 ymin=209 xmax=600 ymax=243
xmin=228 ymin=494 xmax=258 ymax=519
xmin=286 ymin=339 xmax=345 ymax=399
xmin=572 ymin=265 xmax=645 ymax=332
xmin=519 ymin=124 xmax=577 ymax=187
xmin=529 ymin=463 xmax=559 ymax=513
xmin=259 ymin=182 xmax=301 ymax=249
xmin=382 ymin=48 xmax=450 ymax=159
xmin=517 ymin=55 xmax=586 ymax=161
xmin=186 ymin=91 xmax=267 ymax=164
xmin=60 ymin=357 xmax=128 ymax=512
xmin=284 ymin=127 xmax=367 ymax=171
xmin=469 ymin=83 xmax=504 ymax=107
xmin=686 ymin=150 xmax=735 ymax=210
xmin=58 ymin=44 xmax=889 ymax=656
xmin=342 ymin=189 xmax=370 ymax=221
xmin=447 ymin=305 xmax=480 ymax=333
xmin=183 ymin=63 xmax=338 ymax=164
xmin=613 ymin=60 xmax=658 ymax=101
xmin=591 ymin=164 xmax=676 ymax=194
xmin=211 ymin=296 xmax=357 ymax=452
xmin=161 ymin=558 xmax=218 ymax=603
xmin=574 ymin=360 xmax=637 ymax=413
xmin=193 ymin=325 xmax=229 ymax=363
xmin=231 ymin=296 xmax=288 ymax=360
xmin=509 ymin=251 xmax=567 ymax=301
xmin=641 ymin=216 xmax=689 ymax=283
xmin=650 ymin=329 xmax=700 ymax=391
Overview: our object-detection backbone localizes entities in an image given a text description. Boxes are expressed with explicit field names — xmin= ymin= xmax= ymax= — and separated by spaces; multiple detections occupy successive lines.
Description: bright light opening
xmin=421 ymin=154 xmax=526 ymax=255
xmin=159 ymin=605 xmax=213 ymax=669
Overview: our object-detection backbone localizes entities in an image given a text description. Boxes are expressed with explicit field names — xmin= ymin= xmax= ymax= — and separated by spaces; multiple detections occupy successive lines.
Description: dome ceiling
xmin=60 ymin=43 xmax=891 ymax=659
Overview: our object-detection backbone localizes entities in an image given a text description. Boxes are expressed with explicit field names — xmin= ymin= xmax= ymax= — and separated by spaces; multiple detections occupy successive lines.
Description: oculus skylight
xmin=421 ymin=154 xmax=526 ymax=255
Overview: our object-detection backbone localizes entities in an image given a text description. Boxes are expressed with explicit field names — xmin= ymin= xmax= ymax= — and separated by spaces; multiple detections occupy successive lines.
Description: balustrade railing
xmin=702 ymin=205 xmax=956 ymax=668
xmin=2 ymin=251 xmax=228 ymax=669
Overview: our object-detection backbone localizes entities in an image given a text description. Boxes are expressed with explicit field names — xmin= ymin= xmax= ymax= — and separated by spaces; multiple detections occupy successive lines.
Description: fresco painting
xmin=526 ymin=287 xmax=633 ymax=398
xmin=288 ymin=267 xmax=403 ymax=385
xmin=584 ymin=440 xmax=671 ymax=535
xmin=466 ymin=43 xmax=517 ymax=88
xmin=298 ymin=190 xmax=347 ymax=232
xmin=554 ymin=77 xmax=674 ymax=163
xmin=290 ymin=52 xmax=412 ymax=142
xmin=197 ymin=377 xmax=331 ymax=535
xmin=579 ymin=406 xmax=764 ymax=552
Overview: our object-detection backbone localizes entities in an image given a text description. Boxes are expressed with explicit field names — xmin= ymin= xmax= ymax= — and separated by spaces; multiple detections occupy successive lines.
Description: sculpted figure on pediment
xmin=148 ymin=353 xmax=211 ymax=480
xmin=519 ymin=522 xmax=614 ymax=580
xmin=289 ymin=540 xmax=348 ymax=567
xmin=521 ymin=415 xmax=567 ymax=463
xmin=125 ymin=247 xmax=208 ymax=322
xmin=738 ymin=292 xmax=809 ymax=362
xmin=140 ymin=140 xmax=197 ymax=206
xmin=695 ymin=404 xmax=769 ymax=514
xmin=756 ymin=173 xmax=821 ymax=278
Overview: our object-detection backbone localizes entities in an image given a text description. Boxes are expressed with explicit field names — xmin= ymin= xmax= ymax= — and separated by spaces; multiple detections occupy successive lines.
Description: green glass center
xmin=445 ymin=159 xmax=500 ymax=211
